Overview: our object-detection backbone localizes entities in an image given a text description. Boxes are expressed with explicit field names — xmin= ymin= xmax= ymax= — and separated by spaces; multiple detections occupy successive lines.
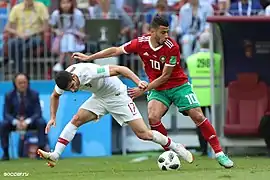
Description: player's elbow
xmin=51 ymin=91 xmax=60 ymax=99
xmin=108 ymin=65 xmax=123 ymax=76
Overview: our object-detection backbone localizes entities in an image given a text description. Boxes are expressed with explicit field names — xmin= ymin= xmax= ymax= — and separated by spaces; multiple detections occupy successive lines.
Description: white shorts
xmin=79 ymin=91 xmax=142 ymax=126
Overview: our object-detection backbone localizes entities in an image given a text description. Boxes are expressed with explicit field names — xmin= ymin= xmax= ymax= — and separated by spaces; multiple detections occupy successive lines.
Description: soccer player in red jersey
xmin=72 ymin=15 xmax=233 ymax=168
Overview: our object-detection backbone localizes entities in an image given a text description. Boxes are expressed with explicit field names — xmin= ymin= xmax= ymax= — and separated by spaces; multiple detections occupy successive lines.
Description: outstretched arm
xmin=73 ymin=47 xmax=125 ymax=62
xmin=108 ymin=65 xmax=147 ymax=88
xmin=50 ymin=90 xmax=61 ymax=122
xmin=92 ymin=65 xmax=147 ymax=89
xmin=46 ymin=89 xmax=62 ymax=134
xmin=72 ymin=39 xmax=138 ymax=62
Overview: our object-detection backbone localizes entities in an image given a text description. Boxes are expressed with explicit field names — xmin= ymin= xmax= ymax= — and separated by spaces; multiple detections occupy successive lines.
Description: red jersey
xmin=121 ymin=34 xmax=188 ymax=91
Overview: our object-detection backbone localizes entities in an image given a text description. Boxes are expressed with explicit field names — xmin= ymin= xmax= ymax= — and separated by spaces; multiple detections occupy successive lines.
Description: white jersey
xmin=54 ymin=63 xmax=127 ymax=97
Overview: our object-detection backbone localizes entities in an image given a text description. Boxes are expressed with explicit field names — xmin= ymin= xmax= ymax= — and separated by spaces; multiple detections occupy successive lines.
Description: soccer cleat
xmin=216 ymin=154 xmax=234 ymax=168
xmin=37 ymin=149 xmax=58 ymax=168
xmin=173 ymin=144 xmax=194 ymax=163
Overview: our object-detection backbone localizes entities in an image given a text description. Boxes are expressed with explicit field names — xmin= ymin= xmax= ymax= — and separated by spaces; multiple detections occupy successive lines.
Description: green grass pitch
xmin=0 ymin=153 xmax=270 ymax=180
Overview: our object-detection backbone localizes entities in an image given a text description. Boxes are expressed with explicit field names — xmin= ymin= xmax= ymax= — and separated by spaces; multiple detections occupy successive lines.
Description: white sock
xmin=52 ymin=122 xmax=78 ymax=159
xmin=151 ymin=130 xmax=177 ymax=150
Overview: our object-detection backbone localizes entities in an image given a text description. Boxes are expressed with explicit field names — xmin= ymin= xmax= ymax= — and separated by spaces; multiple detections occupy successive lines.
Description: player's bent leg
xmin=37 ymin=109 xmax=98 ymax=167
xmin=170 ymin=83 xmax=233 ymax=168
xmin=70 ymin=108 xmax=98 ymax=127
xmin=127 ymin=118 xmax=154 ymax=141
xmin=186 ymin=107 xmax=234 ymax=168
xmin=128 ymin=118 xmax=194 ymax=163
xmin=148 ymin=99 xmax=170 ymax=150
xmin=148 ymin=100 xmax=169 ymax=127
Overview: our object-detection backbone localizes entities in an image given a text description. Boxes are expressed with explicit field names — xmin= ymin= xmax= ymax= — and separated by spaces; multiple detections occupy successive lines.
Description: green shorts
xmin=147 ymin=82 xmax=200 ymax=113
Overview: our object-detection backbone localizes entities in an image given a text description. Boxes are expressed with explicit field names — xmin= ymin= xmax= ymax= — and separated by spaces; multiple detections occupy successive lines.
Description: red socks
xmin=150 ymin=121 xmax=170 ymax=151
xmin=149 ymin=119 xmax=222 ymax=153
xmin=198 ymin=119 xmax=222 ymax=153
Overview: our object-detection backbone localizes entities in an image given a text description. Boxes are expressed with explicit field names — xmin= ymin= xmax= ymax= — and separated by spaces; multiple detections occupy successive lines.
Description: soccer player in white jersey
xmin=37 ymin=63 xmax=193 ymax=167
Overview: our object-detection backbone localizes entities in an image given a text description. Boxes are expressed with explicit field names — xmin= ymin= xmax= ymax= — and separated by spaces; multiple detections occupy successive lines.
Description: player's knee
xmin=135 ymin=129 xmax=152 ymax=141
xmin=148 ymin=114 xmax=161 ymax=125
xmin=188 ymin=108 xmax=205 ymax=125
xmin=70 ymin=114 xmax=83 ymax=127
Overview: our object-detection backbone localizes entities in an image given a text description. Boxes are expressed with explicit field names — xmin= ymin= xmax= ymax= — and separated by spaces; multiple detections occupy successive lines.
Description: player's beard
xmin=156 ymin=36 xmax=163 ymax=46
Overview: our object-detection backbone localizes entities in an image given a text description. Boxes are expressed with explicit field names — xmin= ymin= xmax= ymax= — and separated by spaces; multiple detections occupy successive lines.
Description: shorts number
xmin=185 ymin=94 xmax=199 ymax=105
xmin=150 ymin=59 xmax=161 ymax=70
xmin=128 ymin=102 xmax=137 ymax=115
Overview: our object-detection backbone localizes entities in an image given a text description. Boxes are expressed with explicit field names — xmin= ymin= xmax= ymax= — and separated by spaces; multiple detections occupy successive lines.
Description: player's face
xmin=155 ymin=26 xmax=169 ymax=45
xmin=66 ymin=74 xmax=80 ymax=93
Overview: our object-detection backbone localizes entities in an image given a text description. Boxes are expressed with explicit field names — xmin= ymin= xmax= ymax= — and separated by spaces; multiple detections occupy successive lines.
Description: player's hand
xmin=45 ymin=119 xmax=56 ymax=134
xmin=20 ymin=121 xmax=28 ymax=130
xmin=128 ymin=87 xmax=145 ymax=99
xmin=71 ymin=52 xmax=90 ymax=62
xmin=138 ymin=81 xmax=148 ymax=90
xmin=16 ymin=121 xmax=24 ymax=131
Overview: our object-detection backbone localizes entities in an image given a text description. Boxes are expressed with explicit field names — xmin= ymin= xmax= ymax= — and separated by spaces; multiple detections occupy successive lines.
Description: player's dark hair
xmin=150 ymin=15 xmax=169 ymax=29
xmin=55 ymin=71 xmax=73 ymax=90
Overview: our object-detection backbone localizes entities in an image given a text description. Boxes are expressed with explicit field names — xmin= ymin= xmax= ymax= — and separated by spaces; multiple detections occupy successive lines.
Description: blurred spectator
xmin=125 ymin=0 xmax=143 ymax=12
xmin=199 ymin=0 xmax=215 ymax=5
xmin=216 ymin=0 xmax=231 ymax=15
xmin=88 ymin=0 xmax=97 ymax=17
xmin=90 ymin=0 xmax=134 ymax=43
xmin=229 ymin=0 xmax=263 ymax=16
xmin=176 ymin=0 xmax=213 ymax=60
xmin=0 ymin=1 xmax=8 ymax=7
xmin=50 ymin=0 xmax=86 ymax=72
xmin=143 ymin=0 xmax=172 ymax=34
xmin=0 ymin=73 xmax=46 ymax=161
xmin=113 ymin=0 xmax=124 ymax=9
xmin=142 ymin=0 xmax=181 ymax=9
xmin=10 ymin=0 xmax=51 ymax=7
xmin=4 ymin=0 xmax=49 ymax=73
xmin=36 ymin=0 xmax=51 ymax=7
xmin=260 ymin=0 xmax=270 ymax=9
xmin=264 ymin=0 xmax=270 ymax=15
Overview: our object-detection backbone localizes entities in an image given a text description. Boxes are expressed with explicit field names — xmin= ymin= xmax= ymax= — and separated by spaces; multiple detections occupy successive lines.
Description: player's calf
xmin=149 ymin=117 xmax=169 ymax=151
xmin=128 ymin=119 xmax=194 ymax=163
xmin=187 ymin=107 xmax=223 ymax=154
xmin=186 ymin=107 xmax=234 ymax=168
xmin=148 ymin=100 xmax=170 ymax=150
xmin=128 ymin=118 xmax=155 ymax=141
xmin=186 ymin=108 xmax=205 ymax=125
xmin=134 ymin=129 xmax=153 ymax=141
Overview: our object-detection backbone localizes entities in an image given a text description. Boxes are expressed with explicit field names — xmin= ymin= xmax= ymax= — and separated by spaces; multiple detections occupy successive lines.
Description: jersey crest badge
xmin=160 ymin=56 xmax=166 ymax=63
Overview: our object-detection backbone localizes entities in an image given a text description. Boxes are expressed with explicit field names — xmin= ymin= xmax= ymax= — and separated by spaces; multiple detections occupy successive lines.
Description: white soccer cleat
xmin=37 ymin=149 xmax=58 ymax=168
xmin=173 ymin=144 xmax=194 ymax=164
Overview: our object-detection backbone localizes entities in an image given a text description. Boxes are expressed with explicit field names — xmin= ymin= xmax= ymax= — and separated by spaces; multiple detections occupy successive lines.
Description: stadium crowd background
xmin=0 ymin=0 xmax=268 ymax=80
